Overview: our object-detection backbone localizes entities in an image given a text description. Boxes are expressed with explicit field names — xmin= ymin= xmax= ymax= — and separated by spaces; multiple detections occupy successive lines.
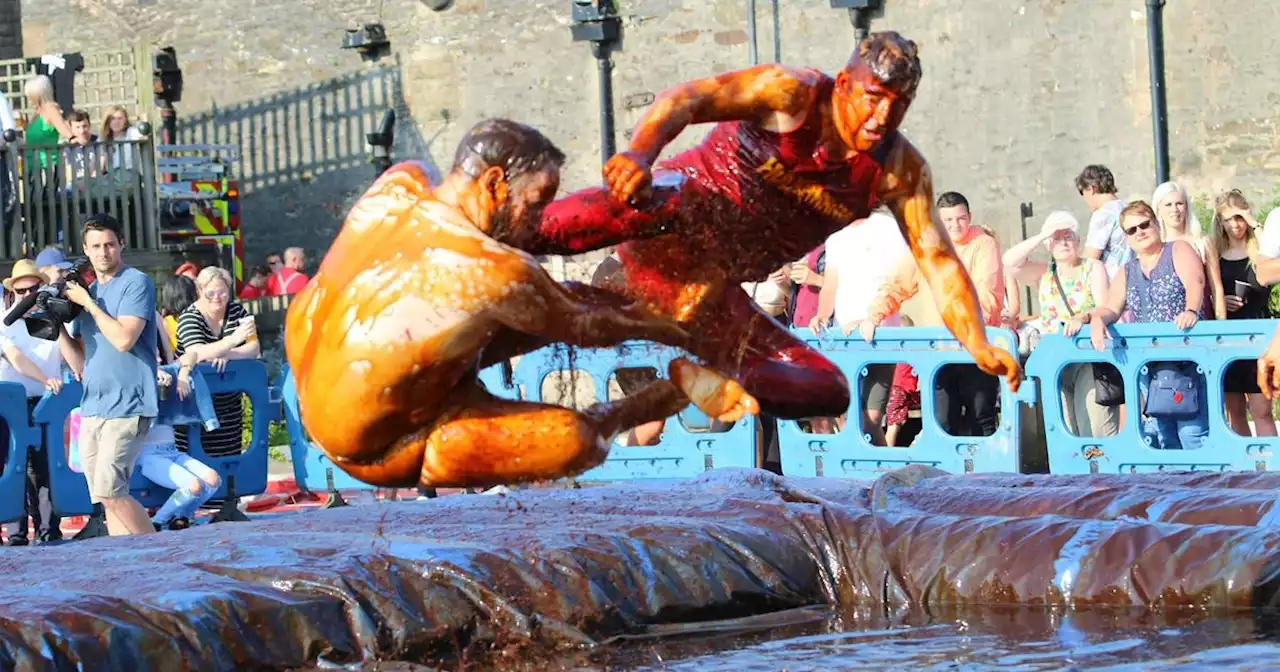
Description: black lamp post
xmin=830 ymin=0 xmax=885 ymax=41
xmin=570 ymin=0 xmax=623 ymax=167
xmin=1145 ymin=0 xmax=1170 ymax=186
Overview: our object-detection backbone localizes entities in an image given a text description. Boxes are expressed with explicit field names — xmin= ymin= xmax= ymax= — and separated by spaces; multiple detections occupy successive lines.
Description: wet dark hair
xmin=1075 ymin=164 xmax=1117 ymax=196
xmin=451 ymin=118 xmax=566 ymax=183
xmin=80 ymin=213 xmax=124 ymax=244
xmin=848 ymin=31 xmax=922 ymax=97
xmin=159 ymin=274 xmax=197 ymax=317
xmin=936 ymin=191 xmax=970 ymax=211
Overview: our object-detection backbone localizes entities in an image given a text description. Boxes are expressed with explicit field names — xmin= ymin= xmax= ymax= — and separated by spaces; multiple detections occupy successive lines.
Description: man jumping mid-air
xmin=285 ymin=119 xmax=753 ymax=489
xmin=528 ymin=31 xmax=1022 ymax=420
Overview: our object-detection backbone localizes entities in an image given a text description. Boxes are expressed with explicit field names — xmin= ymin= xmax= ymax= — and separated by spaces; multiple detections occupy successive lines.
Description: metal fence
xmin=0 ymin=133 xmax=159 ymax=258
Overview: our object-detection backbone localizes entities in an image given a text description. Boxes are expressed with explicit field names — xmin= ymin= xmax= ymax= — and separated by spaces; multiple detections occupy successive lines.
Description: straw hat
xmin=4 ymin=259 xmax=49 ymax=291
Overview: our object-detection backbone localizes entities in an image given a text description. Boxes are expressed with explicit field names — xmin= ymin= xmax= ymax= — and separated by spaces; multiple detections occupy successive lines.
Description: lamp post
xmin=829 ymin=0 xmax=885 ymax=42
xmin=570 ymin=0 xmax=623 ymax=167
xmin=1145 ymin=0 xmax=1170 ymax=185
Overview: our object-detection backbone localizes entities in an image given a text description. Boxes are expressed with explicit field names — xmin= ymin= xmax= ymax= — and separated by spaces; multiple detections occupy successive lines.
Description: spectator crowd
xmin=0 ymin=211 xmax=309 ymax=543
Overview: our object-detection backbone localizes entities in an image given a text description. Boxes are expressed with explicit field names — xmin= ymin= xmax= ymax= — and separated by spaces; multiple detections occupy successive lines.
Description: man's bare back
xmin=285 ymin=124 xmax=755 ymax=489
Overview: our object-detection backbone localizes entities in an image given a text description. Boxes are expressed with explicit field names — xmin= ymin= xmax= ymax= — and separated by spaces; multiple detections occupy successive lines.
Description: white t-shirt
xmin=1259 ymin=208 xmax=1280 ymax=258
xmin=825 ymin=212 xmax=908 ymax=327
xmin=1084 ymin=199 xmax=1132 ymax=278
xmin=0 ymin=306 xmax=64 ymax=398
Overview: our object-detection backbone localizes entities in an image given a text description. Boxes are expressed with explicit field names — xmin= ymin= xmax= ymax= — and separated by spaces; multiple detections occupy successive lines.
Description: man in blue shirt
xmin=58 ymin=214 xmax=158 ymax=536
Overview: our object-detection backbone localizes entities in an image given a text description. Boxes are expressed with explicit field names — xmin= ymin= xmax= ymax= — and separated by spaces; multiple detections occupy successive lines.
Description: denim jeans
xmin=1139 ymin=368 xmax=1208 ymax=450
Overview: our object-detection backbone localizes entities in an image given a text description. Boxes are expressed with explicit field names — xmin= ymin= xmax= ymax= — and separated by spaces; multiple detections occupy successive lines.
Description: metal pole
xmin=747 ymin=0 xmax=759 ymax=65
xmin=595 ymin=51 xmax=616 ymax=163
xmin=1146 ymin=0 xmax=1170 ymax=185
xmin=771 ymin=0 xmax=781 ymax=62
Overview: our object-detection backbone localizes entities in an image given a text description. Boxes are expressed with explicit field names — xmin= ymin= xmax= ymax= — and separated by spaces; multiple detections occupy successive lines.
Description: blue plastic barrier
xmin=42 ymin=360 xmax=276 ymax=517
xmin=1025 ymin=319 xmax=1279 ymax=474
xmin=283 ymin=362 xmax=515 ymax=494
xmin=776 ymin=326 xmax=1032 ymax=479
xmin=512 ymin=342 xmax=757 ymax=481
xmin=0 ymin=382 xmax=36 ymax=524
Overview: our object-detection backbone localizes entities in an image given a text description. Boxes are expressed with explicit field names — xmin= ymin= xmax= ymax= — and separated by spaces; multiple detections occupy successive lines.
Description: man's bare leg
xmin=102 ymin=496 xmax=155 ymax=535
xmin=333 ymin=379 xmax=691 ymax=489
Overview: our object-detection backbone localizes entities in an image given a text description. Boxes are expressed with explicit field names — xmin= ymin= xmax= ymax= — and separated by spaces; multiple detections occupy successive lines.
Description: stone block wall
xmin=14 ymin=0 xmax=1280 ymax=276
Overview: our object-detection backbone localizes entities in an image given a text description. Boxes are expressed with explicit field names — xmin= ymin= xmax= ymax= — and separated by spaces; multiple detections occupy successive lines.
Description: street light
xmin=829 ymin=0 xmax=885 ymax=41
xmin=570 ymin=0 xmax=622 ymax=167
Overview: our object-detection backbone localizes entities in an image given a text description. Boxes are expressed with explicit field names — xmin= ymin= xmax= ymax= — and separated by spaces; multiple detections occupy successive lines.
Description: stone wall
xmin=16 ymin=0 xmax=1280 ymax=275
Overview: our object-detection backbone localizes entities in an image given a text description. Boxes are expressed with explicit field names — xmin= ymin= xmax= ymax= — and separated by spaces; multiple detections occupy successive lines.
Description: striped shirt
xmin=174 ymin=303 xmax=250 ymax=457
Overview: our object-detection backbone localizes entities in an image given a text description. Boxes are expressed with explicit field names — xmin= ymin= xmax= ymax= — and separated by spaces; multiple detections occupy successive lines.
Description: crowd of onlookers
xmin=0 ymin=209 xmax=310 ymax=544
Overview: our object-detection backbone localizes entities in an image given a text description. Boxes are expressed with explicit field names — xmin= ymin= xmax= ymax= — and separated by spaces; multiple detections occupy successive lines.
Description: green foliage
xmin=241 ymin=394 xmax=292 ymax=462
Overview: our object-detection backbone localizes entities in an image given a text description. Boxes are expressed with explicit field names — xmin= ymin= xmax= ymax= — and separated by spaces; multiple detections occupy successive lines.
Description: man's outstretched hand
xmin=1258 ymin=325 xmax=1280 ymax=399
xmin=974 ymin=344 xmax=1023 ymax=394
xmin=603 ymin=151 xmax=653 ymax=205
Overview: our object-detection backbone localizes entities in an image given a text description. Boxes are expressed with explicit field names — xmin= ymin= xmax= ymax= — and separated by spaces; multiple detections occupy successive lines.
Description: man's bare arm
xmin=601 ymin=65 xmax=821 ymax=204
xmin=878 ymin=138 xmax=1022 ymax=391
xmin=490 ymin=257 xmax=688 ymax=349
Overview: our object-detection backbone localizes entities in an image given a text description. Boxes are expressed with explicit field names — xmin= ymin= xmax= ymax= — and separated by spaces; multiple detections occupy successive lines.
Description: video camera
xmin=3 ymin=259 xmax=96 ymax=341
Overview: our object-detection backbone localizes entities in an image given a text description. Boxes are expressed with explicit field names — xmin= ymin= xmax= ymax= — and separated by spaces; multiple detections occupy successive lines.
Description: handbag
xmin=1049 ymin=261 xmax=1124 ymax=407
xmin=1144 ymin=362 xmax=1200 ymax=418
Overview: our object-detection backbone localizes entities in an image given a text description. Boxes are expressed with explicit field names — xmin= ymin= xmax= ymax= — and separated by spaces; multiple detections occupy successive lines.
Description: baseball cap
xmin=34 ymin=247 xmax=73 ymax=270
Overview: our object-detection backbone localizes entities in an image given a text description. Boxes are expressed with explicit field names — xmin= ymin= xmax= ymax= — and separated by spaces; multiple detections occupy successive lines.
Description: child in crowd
xmin=885 ymin=316 xmax=921 ymax=447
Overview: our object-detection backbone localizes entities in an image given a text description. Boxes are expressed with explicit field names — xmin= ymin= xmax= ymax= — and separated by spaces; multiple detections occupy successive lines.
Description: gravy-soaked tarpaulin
xmin=924 ymin=471 xmax=1280 ymax=491
xmin=883 ymin=484 xmax=1280 ymax=527
xmin=2 ymin=469 xmax=1280 ymax=669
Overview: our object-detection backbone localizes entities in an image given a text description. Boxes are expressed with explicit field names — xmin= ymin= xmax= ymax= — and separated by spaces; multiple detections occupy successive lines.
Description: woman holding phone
xmin=1212 ymin=190 xmax=1277 ymax=437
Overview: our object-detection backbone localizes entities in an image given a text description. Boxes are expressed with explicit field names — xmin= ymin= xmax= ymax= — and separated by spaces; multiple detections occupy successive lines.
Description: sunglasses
xmin=204 ymin=290 xmax=229 ymax=300
xmin=1123 ymin=220 xmax=1154 ymax=236
xmin=11 ymin=286 xmax=37 ymax=296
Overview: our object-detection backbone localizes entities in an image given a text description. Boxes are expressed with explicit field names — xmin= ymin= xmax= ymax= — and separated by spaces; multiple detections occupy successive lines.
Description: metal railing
xmin=0 ymin=131 xmax=158 ymax=258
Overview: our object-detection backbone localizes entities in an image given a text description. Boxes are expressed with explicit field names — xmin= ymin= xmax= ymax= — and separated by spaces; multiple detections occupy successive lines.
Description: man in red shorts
xmin=527 ymin=31 xmax=1022 ymax=421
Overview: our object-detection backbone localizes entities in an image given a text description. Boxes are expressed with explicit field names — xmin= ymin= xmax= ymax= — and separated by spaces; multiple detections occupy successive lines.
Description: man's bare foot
xmin=668 ymin=357 xmax=760 ymax=422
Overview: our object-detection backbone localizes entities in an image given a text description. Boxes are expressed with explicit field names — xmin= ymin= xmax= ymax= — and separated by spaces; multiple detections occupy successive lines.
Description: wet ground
xmin=332 ymin=606 xmax=1280 ymax=670
xmin=12 ymin=467 xmax=1280 ymax=670
xmin=606 ymin=608 xmax=1280 ymax=671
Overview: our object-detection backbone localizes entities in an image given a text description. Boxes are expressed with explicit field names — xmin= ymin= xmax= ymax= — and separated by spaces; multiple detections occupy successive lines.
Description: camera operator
xmin=0 ymin=259 xmax=78 ymax=545
xmin=57 ymin=214 xmax=159 ymax=537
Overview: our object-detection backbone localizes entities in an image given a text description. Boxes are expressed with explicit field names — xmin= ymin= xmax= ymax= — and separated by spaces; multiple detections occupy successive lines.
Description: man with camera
xmin=56 ymin=214 xmax=159 ymax=536
xmin=1 ymin=259 xmax=78 ymax=545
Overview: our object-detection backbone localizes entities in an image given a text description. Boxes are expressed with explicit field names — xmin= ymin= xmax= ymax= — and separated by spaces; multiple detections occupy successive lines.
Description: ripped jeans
xmin=137 ymin=428 xmax=221 ymax=525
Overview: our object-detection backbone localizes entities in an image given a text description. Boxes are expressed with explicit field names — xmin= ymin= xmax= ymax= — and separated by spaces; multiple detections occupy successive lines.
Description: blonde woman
xmin=1154 ymin=180 xmax=1223 ymax=318
xmin=100 ymin=105 xmax=145 ymax=171
xmin=1212 ymin=190 xmax=1277 ymax=437
xmin=21 ymin=75 xmax=72 ymax=173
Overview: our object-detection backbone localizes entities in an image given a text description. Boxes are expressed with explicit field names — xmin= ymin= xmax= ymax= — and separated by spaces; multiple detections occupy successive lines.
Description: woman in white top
xmin=100 ymin=105 xmax=146 ymax=172
xmin=1153 ymin=181 xmax=1224 ymax=318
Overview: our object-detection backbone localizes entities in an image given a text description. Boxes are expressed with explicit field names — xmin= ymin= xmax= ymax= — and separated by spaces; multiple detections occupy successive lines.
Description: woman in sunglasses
xmin=1088 ymin=200 xmax=1208 ymax=450
xmin=173 ymin=266 xmax=259 ymax=462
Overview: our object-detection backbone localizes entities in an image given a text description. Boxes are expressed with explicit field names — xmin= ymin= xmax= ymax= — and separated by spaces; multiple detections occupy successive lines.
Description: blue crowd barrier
xmin=777 ymin=326 xmax=1032 ymax=479
xmin=0 ymin=382 xmax=35 ymax=524
xmin=282 ymin=361 xmax=515 ymax=494
xmin=1026 ymin=319 xmax=1279 ymax=474
xmin=41 ymin=360 xmax=276 ymax=517
xmin=512 ymin=342 xmax=758 ymax=481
